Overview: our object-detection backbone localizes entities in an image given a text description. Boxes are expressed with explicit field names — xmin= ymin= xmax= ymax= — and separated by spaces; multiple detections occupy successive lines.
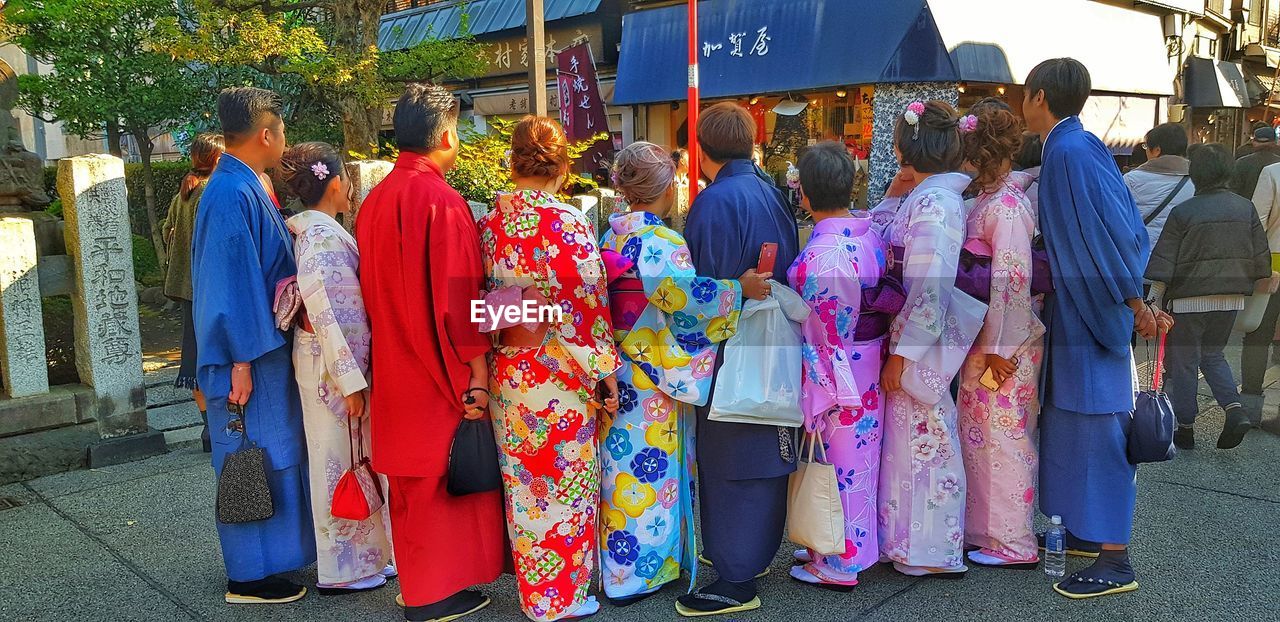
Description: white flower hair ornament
xmin=311 ymin=161 xmax=330 ymax=181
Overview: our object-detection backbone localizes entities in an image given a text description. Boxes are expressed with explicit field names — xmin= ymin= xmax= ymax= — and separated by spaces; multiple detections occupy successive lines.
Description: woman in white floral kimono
xmin=280 ymin=143 xmax=394 ymax=594
xmin=877 ymin=102 xmax=988 ymax=578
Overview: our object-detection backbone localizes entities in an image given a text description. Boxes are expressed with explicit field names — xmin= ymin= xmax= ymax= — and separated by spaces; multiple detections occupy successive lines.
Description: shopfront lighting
xmin=997 ymin=85 xmax=1007 ymax=96
xmin=836 ymin=88 xmax=848 ymax=98
xmin=749 ymin=95 xmax=760 ymax=105
xmin=958 ymin=82 xmax=967 ymax=94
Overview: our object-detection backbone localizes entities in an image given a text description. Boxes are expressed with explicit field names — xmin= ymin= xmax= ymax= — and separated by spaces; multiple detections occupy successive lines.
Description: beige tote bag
xmin=786 ymin=432 xmax=846 ymax=556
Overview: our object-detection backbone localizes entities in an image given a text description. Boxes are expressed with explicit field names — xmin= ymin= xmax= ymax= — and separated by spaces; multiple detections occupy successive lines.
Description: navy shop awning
xmin=1182 ymin=57 xmax=1251 ymax=108
xmin=613 ymin=0 xmax=956 ymax=105
xmin=380 ymin=0 xmax=603 ymax=52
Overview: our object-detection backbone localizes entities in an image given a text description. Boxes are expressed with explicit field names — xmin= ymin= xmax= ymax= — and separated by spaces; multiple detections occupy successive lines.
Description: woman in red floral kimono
xmin=478 ymin=116 xmax=620 ymax=621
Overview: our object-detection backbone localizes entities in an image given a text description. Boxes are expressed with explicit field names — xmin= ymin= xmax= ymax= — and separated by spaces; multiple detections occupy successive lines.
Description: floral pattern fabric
xmin=598 ymin=210 xmax=742 ymax=599
xmin=787 ymin=215 xmax=888 ymax=582
xmin=286 ymin=210 xmax=391 ymax=586
xmin=957 ymin=172 xmax=1045 ymax=562
xmin=878 ymin=173 xmax=980 ymax=570
xmin=480 ymin=190 xmax=620 ymax=621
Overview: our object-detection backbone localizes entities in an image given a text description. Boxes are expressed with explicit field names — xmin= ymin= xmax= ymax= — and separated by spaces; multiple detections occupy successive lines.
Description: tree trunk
xmin=330 ymin=0 xmax=389 ymax=158
xmin=135 ymin=132 xmax=168 ymax=271
xmin=106 ymin=120 xmax=124 ymax=157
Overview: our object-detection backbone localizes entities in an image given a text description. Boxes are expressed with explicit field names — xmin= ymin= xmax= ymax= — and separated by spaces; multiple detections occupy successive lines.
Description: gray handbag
xmin=216 ymin=402 xmax=275 ymax=524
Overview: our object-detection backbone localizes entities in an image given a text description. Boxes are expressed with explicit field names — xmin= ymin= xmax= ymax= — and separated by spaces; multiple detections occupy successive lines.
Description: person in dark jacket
xmin=1232 ymin=126 xmax=1280 ymax=199
xmin=1146 ymin=143 xmax=1272 ymax=450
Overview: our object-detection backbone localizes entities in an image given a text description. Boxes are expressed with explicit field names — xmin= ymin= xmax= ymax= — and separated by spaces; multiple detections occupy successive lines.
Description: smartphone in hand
xmin=758 ymin=242 xmax=778 ymax=275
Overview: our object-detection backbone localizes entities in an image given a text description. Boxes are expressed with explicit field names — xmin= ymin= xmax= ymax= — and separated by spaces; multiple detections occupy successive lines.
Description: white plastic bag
xmin=708 ymin=282 xmax=810 ymax=427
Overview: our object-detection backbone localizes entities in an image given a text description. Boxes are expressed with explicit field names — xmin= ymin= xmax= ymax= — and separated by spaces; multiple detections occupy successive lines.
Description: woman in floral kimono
xmin=877 ymin=101 xmax=988 ymax=578
xmin=279 ymin=143 xmax=394 ymax=594
xmin=786 ymin=142 xmax=895 ymax=589
xmin=955 ymin=100 xmax=1045 ymax=569
xmin=596 ymin=142 xmax=768 ymax=605
xmin=479 ymin=117 xmax=621 ymax=621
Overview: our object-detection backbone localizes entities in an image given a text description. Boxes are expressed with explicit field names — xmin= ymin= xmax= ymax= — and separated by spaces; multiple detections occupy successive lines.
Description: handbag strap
xmin=1153 ymin=331 xmax=1167 ymax=393
xmin=228 ymin=401 xmax=251 ymax=448
xmin=348 ymin=414 xmax=368 ymax=465
xmin=1142 ymin=175 xmax=1189 ymax=226
xmin=803 ymin=430 xmax=827 ymax=463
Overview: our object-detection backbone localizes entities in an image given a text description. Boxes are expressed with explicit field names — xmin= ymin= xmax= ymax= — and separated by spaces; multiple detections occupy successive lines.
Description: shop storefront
xmin=616 ymin=0 xmax=1175 ymax=204
xmin=1180 ymin=56 xmax=1254 ymax=150
xmin=379 ymin=0 xmax=632 ymax=146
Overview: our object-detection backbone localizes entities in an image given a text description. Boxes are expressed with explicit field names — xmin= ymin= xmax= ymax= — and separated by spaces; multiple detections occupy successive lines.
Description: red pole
xmin=687 ymin=0 xmax=700 ymax=203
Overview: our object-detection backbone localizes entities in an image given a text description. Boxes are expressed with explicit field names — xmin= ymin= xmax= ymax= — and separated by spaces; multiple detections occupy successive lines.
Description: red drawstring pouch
xmin=330 ymin=418 xmax=385 ymax=521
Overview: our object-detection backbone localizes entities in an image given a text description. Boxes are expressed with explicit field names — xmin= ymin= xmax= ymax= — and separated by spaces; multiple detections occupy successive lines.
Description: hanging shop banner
xmin=556 ymin=41 xmax=612 ymax=171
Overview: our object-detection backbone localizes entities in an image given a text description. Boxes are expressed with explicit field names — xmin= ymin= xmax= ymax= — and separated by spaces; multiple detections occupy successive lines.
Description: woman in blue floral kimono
xmin=597 ymin=142 xmax=770 ymax=605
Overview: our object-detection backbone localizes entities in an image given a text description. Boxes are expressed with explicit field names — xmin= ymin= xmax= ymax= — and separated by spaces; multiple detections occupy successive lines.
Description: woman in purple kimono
xmin=877 ymin=101 xmax=988 ymax=577
xmin=955 ymin=99 xmax=1045 ymax=569
xmin=786 ymin=143 xmax=893 ymax=589
xmin=280 ymin=143 xmax=394 ymax=594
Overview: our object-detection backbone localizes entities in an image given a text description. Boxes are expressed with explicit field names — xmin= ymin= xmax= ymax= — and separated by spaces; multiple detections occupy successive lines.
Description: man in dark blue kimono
xmin=676 ymin=103 xmax=800 ymax=617
xmin=191 ymin=87 xmax=315 ymax=604
xmin=1023 ymin=58 xmax=1163 ymax=600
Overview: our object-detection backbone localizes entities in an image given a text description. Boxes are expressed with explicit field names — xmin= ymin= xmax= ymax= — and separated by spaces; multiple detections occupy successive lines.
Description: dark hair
xmin=217 ymin=87 xmax=283 ymax=145
xmin=962 ymin=98 xmax=1023 ymax=192
xmin=1015 ymin=132 xmax=1042 ymax=169
xmin=1025 ymin=58 xmax=1092 ymax=119
xmin=895 ymin=100 xmax=964 ymax=174
xmin=394 ymin=83 xmax=460 ymax=153
xmin=1144 ymin=123 xmax=1189 ymax=157
xmin=511 ymin=116 xmax=571 ymax=180
xmin=798 ymin=142 xmax=855 ymax=212
xmin=1189 ymin=143 xmax=1232 ymax=192
xmin=181 ymin=133 xmax=224 ymax=200
xmin=697 ymin=102 xmax=755 ymax=162
xmin=279 ymin=142 xmax=345 ymax=207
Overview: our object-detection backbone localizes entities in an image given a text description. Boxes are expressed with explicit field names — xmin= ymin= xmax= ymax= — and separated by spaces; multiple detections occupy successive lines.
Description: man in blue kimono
xmin=1023 ymin=58 xmax=1163 ymax=600
xmin=676 ymin=103 xmax=800 ymax=617
xmin=191 ymin=87 xmax=315 ymax=604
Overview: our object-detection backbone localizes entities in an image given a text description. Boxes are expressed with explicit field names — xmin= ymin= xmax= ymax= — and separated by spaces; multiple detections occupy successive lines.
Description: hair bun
xmin=511 ymin=116 xmax=571 ymax=180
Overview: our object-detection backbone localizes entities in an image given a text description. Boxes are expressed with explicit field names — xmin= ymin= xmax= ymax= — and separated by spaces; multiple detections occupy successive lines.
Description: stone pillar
xmin=58 ymin=155 xmax=146 ymax=439
xmin=869 ymin=82 xmax=960 ymax=205
xmin=0 ymin=216 xmax=49 ymax=397
xmin=345 ymin=160 xmax=394 ymax=233
xmin=569 ymin=195 xmax=600 ymax=234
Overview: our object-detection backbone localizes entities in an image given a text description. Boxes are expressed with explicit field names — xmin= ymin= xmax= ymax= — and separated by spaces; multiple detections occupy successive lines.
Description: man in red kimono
xmin=356 ymin=83 xmax=503 ymax=622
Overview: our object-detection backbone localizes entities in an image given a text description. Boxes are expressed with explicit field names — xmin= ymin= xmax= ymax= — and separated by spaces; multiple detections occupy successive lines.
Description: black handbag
xmin=1129 ymin=332 xmax=1177 ymax=464
xmin=447 ymin=397 xmax=503 ymax=496
xmin=216 ymin=402 xmax=276 ymax=524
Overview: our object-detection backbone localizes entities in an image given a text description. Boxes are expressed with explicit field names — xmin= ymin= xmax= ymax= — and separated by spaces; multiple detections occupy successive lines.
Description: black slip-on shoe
xmin=1173 ymin=425 xmax=1196 ymax=450
xmin=1216 ymin=407 xmax=1251 ymax=449
xmin=405 ymin=590 xmax=490 ymax=622
xmin=225 ymin=577 xmax=307 ymax=604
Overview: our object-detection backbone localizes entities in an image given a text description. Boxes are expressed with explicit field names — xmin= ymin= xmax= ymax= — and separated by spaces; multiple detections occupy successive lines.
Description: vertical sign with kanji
xmin=555 ymin=42 xmax=612 ymax=172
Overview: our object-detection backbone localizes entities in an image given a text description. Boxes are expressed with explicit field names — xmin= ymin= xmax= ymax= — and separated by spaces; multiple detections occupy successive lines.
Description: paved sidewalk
xmin=2 ymin=405 xmax=1277 ymax=621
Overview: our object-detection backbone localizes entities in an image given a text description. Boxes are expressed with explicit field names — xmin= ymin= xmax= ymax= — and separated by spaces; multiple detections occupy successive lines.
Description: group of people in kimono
xmin=177 ymin=56 xmax=1169 ymax=622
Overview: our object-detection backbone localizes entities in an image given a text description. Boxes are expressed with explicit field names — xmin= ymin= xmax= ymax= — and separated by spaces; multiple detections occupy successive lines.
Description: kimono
xmin=683 ymin=158 xmax=801 ymax=583
xmin=1038 ymin=117 xmax=1148 ymax=545
xmin=355 ymin=152 xmax=505 ymax=607
xmin=597 ymin=210 xmax=743 ymax=600
xmin=956 ymin=172 xmax=1045 ymax=562
xmin=787 ymin=215 xmax=889 ymax=584
xmin=877 ymin=172 xmax=987 ymax=571
xmin=479 ymin=189 xmax=621 ymax=621
xmin=286 ymin=209 xmax=392 ymax=587
xmin=190 ymin=154 xmax=315 ymax=582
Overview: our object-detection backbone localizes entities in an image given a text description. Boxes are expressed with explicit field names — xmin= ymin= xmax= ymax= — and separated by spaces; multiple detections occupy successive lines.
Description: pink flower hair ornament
xmin=311 ymin=161 xmax=330 ymax=180
xmin=904 ymin=101 xmax=926 ymax=139
xmin=958 ymin=114 xmax=979 ymax=134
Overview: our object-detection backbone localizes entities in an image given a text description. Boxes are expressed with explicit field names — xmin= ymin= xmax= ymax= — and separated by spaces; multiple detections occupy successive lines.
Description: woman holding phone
xmin=955 ymin=98 xmax=1045 ymax=569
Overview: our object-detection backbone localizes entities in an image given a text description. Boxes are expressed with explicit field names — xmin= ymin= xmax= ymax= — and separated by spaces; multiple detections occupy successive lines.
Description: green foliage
xmin=445 ymin=117 xmax=607 ymax=205
xmin=5 ymin=0 xmax=204 ymax=143
xmin=159 ymin=0 xmax=489 ymax=155
xmin=132 ymin=234 xmax=163 ymax=287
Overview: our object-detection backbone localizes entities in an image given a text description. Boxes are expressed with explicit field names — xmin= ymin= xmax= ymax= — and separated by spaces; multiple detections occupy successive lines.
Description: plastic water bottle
xmin=1044 ymin=515 xmax=1066 ymax=578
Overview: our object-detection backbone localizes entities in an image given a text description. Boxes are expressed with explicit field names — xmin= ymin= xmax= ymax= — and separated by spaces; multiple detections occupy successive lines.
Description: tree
xmin=162 ymin=0 xmax=488 ymax=157
xmin=4 ymin=0 xmax=205 ymax=268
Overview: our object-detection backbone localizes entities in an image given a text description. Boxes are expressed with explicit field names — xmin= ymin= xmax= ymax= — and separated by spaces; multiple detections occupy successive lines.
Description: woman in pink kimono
xmin=955 ymin=100 xmax=1045 ymax=569
xmin=279 ymin=143 xmax=394 ymax=594
xmin=877 ymin=101 xmax=988 ymax=578
xmin=786 ymin=143 xmax=897 ymax=590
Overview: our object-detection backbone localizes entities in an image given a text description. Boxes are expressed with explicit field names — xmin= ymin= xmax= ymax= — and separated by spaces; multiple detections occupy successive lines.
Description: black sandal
xmin=1052 ymin=572 xmax=1139 ymax=600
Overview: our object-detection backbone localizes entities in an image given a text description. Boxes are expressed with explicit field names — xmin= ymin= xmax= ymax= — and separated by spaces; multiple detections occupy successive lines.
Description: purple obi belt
xmin=889 ymin=241 xmax=1053 ymax=306
xmin=856 ymin=276 xmax=906 ymax=341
